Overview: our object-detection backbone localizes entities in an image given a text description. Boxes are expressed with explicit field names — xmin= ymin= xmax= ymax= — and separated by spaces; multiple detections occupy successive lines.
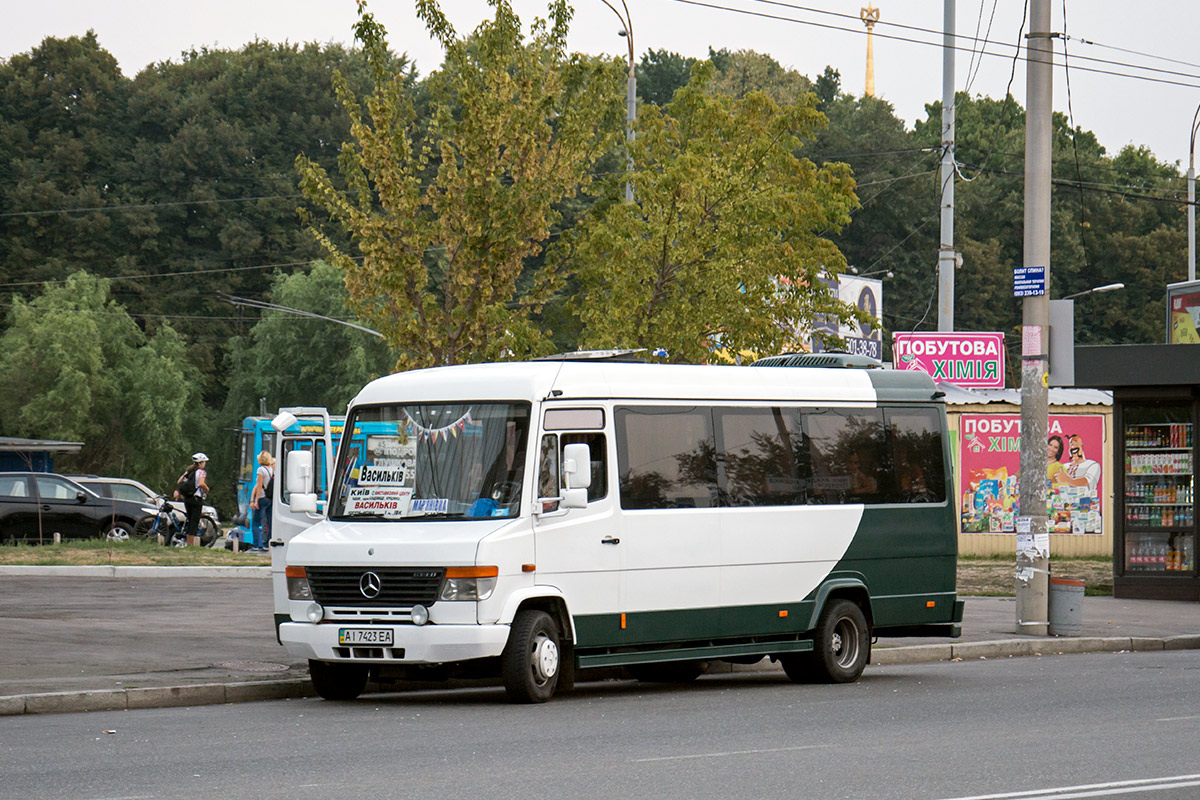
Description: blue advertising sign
xmin=1013 ymin=266 xmax=1047 ymax=297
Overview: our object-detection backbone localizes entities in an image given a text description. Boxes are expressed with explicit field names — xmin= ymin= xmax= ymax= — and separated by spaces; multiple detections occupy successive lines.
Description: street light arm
xmin=217 ymin=292 xmax=384 ymax=338
xmin=598 ymin=0 xmax=634 ymax=71
xmin=1062 ymin=282 xmax=1124 ymax=300
xmin=1192 ymin=104 xmax=1200 ymax=168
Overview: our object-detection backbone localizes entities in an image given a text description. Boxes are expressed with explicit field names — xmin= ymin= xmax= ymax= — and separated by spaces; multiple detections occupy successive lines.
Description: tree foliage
xmin=0 ymin=272 xmax=202 ymax=490
xmin=565 ymin=63 xmax=860 ymax=363
xmin=296 ymin=0 xmax=624 ymax=369
xmin=223 ymin=261 xmax=395 ymax=418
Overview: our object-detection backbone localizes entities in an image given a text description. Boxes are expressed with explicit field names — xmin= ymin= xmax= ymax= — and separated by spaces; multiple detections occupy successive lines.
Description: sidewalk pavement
xmin=1 ymin=568 xmax=1197 ymax=716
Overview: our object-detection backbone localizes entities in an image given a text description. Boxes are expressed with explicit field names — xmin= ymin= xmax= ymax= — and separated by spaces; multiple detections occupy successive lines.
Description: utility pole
xmin=1189 ymin=105 xmax=1200 ymax=282
xmin=1016 ymin=0 xmax=1052 ymax=635
xmin=937 ymin=0 xmax=955 ymax=332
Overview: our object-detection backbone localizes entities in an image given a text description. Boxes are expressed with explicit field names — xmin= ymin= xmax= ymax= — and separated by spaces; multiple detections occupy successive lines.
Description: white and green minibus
xmin=277 ymin=353 xmax=962 ymax=703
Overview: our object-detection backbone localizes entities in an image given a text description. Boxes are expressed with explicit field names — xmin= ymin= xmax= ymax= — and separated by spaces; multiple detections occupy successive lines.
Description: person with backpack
xmin=250 ymin=451 xmax=275 ymax=550
xmin=174 ymin=453 xmax=210 ymax=546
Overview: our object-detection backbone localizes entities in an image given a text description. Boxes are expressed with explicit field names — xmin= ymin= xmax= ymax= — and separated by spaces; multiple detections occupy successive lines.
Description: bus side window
xmin=805 ymin=408 xmax=887 ymax=505
xmin=616 ymin=406 xmax=718 ymax=510
xmin=561 ymin=432 xmax=607 ymax=502
xmin=539 ymin=434 xmax=560 ymax=501
xmin=885 ymin=408 xmax=946 ymax=503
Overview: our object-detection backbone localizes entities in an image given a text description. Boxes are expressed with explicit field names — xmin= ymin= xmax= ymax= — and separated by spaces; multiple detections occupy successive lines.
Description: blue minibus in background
xmin=233 ymin=415 xmax=345 ymax=545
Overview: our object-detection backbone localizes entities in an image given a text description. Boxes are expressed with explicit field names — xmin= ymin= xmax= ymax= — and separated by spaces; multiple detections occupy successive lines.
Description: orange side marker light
xmin=927 ymin=601 xmax=936 ymax=608
xmin=778 ymin=610 xmax=788 ymax=618
xmin=620 ymin=613 xmax=627 ymax=630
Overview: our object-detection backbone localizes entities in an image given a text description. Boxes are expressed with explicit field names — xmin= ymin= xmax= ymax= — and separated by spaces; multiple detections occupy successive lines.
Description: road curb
xmin=1 ymin=678 xmax=314 ymax=717
xmin=4 ymin=636 xmax=1198 ymax=716
xmin=0 ymin=565 xmax=270 ymax=578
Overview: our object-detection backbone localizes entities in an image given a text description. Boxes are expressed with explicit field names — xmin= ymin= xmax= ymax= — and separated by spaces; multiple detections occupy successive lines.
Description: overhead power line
xmin=0 ymin=193 xmax=304 ymax=219
xmin=669 ymin=0 xmax=1200 ymax=90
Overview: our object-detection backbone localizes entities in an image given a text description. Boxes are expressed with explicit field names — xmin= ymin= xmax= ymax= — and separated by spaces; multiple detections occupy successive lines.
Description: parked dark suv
xmin=0 ymin=472 xmax=155 ymax=543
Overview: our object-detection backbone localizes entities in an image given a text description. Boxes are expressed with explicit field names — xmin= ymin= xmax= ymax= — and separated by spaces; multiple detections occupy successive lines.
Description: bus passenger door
xmin=269 ymin=407 xmax=333 ymax=628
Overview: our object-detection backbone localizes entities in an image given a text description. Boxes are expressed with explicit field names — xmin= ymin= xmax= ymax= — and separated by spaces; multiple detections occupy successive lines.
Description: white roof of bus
xmin=352 ymin=361 xmax=880 ymax=407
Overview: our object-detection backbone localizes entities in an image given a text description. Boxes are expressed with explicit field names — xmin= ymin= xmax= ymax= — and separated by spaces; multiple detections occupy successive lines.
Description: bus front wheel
xmin=309 ymin=659 xmax=369 ymax=701
xmin=502 ymin=609 xmax=561 ymax=703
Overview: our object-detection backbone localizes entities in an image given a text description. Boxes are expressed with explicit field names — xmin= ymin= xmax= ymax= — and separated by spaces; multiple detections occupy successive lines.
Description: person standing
xmin=174 ymin=453 xmax=210 ymax=546
xmin=250 ymin=451 xmax=276 ymax=550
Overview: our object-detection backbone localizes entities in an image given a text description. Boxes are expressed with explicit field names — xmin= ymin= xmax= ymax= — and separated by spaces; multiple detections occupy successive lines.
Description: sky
xmin=5 ymin=0 xmax=1200 ymax=170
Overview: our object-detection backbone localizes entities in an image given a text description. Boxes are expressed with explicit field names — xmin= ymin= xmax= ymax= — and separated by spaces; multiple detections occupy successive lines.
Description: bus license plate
xmin=338 ymin=628 xmax=393 ymax=646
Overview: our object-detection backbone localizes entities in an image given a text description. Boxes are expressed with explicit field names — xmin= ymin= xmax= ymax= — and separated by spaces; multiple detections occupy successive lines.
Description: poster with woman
xmin=960 ymin=414 xmax=1104 ymax=534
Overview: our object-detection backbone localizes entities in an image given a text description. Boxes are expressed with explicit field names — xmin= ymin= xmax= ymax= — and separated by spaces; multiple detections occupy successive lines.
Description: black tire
xmin=627 ymin=661 xmax=707 ymax=683
xmin=810 ymin=599 xmax=870 ymax=684
xmin=199 ymin=517 xmax=220 ymax=546
xmin=309 ymin=659 xmax=369 ymax=701
xmin=102 ymin=521 xmax=134 ymax=543
xmin=501 ymin=609 xmax=561 ymax=703
xmin=133 ymin=516 xmax=157 ymax=540
xmin=778 ymin=652 xmax=817 ymax=683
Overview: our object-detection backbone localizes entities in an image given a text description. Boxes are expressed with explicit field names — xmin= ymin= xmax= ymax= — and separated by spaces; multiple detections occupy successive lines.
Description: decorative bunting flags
xmin=400 ymin=409 xmax=473 ymax=443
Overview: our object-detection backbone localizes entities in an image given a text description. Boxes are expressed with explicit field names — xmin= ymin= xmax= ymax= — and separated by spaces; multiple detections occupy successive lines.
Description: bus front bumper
xmin=279 ymin=621 xmax=511 ymax=664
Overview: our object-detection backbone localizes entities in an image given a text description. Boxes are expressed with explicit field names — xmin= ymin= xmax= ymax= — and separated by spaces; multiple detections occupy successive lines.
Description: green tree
xmin=637 ymin=48 xmax=695 ymax=107
xmin=297 ymin=0 xmax=624 ymax=370
xmin=0 ymin=272 xmax=203 ymax=490
xmin=0 ymin=33 xmax=134 ymax=299
xmin=911 ymin=94 xmax=1186 ymax=347
xmin=706 ymin=48 xmax=813 ymax=106
xmin=121 ymin=40 xmax=387 ymax=400
xmin=564 ymin=63 xmax=861 ymax=363
xmin=807 ymin=88 xmax=941 ymax=338
xmin=223 ymin=260 xmax=395 ymax=418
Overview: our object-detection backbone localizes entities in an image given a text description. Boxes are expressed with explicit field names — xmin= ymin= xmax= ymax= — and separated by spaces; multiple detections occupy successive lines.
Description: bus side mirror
xmin=271 ymin=411 xmax=297 ymax=432
xmin=559 ymin=443 xmax=591 ymax=509
xmin=286 ymin=450 xmax=318 ymax=513
xmin=562 ymin=443 xmax=592 ymax=490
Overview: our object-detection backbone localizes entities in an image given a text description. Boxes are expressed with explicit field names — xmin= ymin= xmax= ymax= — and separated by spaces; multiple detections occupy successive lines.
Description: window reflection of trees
xmin=808 ymin=410 xmax=887 ymax=504
xmin=619 ymin=404 xmax=946 ymax=509
xmin=617 ymin=407 xmax=717 ymax=509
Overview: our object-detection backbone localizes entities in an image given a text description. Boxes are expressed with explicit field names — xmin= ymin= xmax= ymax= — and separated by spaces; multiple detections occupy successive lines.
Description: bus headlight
xmin=439 ymin=567 xmax=499 ymax=601
xmin=287 ymin=566 xmax=313 ymax=600
xmin=410 ymin=604 xmax=429 ymax=626
xmin=305 ymin=602 xmax=324 ymax=623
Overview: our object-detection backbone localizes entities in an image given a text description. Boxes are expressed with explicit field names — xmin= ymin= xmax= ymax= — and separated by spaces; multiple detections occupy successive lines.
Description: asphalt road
xmin=2 ymin=650 xmax=1198 ymax=800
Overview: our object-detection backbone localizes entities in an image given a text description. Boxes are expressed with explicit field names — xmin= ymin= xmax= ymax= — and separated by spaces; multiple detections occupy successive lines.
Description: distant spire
xmin=861 ymin=5 xmax=880 ymax=97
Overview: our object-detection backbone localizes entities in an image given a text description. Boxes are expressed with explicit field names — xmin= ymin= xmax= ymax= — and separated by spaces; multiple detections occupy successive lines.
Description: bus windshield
xmin=328 ymin=402 xmax=530 ymax=522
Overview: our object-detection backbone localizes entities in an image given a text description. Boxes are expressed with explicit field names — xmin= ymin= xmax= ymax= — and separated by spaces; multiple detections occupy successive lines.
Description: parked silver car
xmin=70 ymin=476 xmax=221 ymax=545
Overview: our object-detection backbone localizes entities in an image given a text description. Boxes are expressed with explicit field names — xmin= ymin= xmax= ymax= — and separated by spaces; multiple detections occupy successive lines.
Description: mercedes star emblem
xmin=359 ymin=571 xmax=382 ymax=599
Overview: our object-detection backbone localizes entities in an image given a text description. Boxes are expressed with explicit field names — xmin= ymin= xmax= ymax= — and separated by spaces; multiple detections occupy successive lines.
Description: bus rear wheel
xmin=309 ymin=659 xmax=369 ymax=701
xmin=811 ymin=599 xmax=869 ymax=683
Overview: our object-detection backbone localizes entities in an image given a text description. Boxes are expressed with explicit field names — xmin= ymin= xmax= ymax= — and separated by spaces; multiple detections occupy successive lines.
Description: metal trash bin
xmin=1048 ymin=577 xmax=1085 ymax=636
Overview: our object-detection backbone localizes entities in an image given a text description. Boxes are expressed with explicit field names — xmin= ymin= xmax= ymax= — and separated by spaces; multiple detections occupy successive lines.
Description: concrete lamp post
xmin=600 ymin=0 xmax=635 ymax=204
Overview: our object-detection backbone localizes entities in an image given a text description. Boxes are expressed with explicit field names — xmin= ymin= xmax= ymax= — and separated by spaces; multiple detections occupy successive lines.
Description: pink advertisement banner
xmin=960 ymin=414 xmax=1104 ymax=534
xmin=892 ymin=332 xmax=1005 ymax=388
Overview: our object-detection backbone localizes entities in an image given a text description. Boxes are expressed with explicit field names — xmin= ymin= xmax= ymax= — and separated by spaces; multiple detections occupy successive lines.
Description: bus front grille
xmin=306 ymin=566 xmax=445 ymax=607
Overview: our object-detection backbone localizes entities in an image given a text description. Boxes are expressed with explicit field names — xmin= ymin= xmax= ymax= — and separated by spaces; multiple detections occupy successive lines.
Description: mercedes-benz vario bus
xmin=275 ymin=353 xmax=962 ymax=703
